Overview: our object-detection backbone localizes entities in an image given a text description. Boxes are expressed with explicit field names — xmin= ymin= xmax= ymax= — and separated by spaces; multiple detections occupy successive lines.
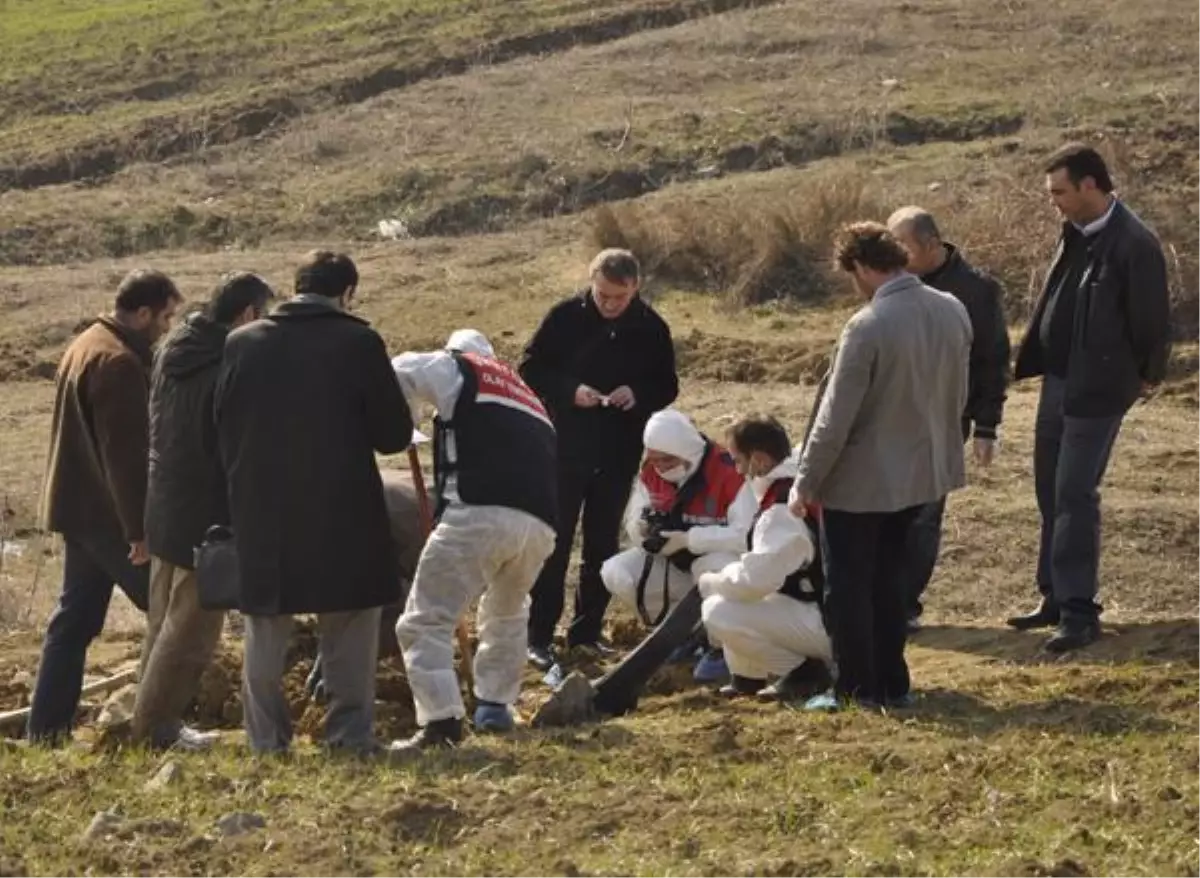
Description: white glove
xmin=656 ymin=530 xmax=690 ymax=557
xmin=697 ymin=571 xmax=721 ymax=600
xmin=634 ymin=515 xmax=653 ymax=541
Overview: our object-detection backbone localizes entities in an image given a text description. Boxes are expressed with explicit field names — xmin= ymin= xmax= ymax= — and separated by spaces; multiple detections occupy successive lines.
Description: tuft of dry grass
xmin=591 ymin=169 xmax=886 ymax=305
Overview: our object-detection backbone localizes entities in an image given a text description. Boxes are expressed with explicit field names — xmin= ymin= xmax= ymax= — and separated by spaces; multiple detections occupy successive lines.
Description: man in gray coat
xmin=789 ymin=222 xmax=972 ymax=711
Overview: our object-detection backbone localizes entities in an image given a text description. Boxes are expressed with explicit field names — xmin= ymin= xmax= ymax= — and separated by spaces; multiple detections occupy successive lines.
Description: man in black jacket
xmin=888 ymin=207 xmax=1011 ymax=627
xmin=1009 ymin=143 xmax=1171 ymax=652
xmin=132 ymin=272 xmax=275 ymax=750
xmin=215 ymin=251 xmax=413 ymax=754
xmin=520 ymin=249 xmax=679 ymax=669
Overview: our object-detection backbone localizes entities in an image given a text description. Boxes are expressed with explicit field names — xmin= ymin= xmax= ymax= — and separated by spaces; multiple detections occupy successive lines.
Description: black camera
xmin=640 ymin=508 xmax=675 ymax=554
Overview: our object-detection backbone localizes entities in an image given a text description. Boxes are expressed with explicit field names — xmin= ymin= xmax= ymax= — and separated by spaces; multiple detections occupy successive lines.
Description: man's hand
xmin=787 ymin=488 xmax=811 ymax=518
xmin=973 ymin=437 xmax=998 ymax=467
xmin=655 ymin=531 xmax=689 ymax=557
xmin=574 ymin=385 xmax=603 ymax=408
xmin=607 ymin=385 xmax=637 ymax=411
xmin=129 ymin=541 xmax=150 ymax=566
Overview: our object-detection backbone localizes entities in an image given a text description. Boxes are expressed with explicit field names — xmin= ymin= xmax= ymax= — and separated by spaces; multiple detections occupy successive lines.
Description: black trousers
xmin=528 ymin=455 xmax=637 ymax=649
xmin=28 ymin=534 xmax=149 ymax=743
xmin=821 ymin=506 xmax=921 ymax=703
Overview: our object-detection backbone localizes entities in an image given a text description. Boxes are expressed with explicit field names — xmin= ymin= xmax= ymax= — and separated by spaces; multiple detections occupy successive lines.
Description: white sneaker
xmin=172 ymin=726 xmax=220 ymax=752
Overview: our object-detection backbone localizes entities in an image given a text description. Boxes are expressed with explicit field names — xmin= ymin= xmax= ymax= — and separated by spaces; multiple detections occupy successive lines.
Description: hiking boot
xmin=387 ymin=717 xmax=463 ymax=759
xmin=473 ymin=701 xmax=515 ymax=733
xmin=1044 ymin=618 xmax=1100 ymax=654
xmin=718 ymin=675 xmax=766 ymax=698
xmin=693 ymin=648 xmax=729 ymax=683
xmin=1006 ymin=598 xmax=1060 ymax=631
xmin=757 ymin=659 xmax=833 ymax=702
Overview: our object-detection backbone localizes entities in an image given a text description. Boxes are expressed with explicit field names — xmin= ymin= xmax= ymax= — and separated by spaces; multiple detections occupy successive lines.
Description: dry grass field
xmin=0 ymin=0 xmax=1196 ymax=874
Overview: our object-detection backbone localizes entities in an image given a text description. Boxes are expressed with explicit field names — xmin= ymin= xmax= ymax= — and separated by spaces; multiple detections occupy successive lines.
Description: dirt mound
xmin=675 ymin=328 xmax=831 ymax=384
xmin=191 ymin=622 xmax=420 ymax=741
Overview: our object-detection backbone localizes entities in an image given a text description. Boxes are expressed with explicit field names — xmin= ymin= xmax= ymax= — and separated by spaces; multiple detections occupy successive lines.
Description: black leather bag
xmin=194 ymin=525 xmax=242 ymax=612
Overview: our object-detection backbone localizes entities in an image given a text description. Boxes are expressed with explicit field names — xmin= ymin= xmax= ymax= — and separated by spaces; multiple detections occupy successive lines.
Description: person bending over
xmin=699 ymin=415 xmax=832 ymax=701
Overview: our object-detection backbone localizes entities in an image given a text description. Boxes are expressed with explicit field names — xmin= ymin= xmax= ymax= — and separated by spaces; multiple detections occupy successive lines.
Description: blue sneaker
xmin=473 ymin=701 xmax=515 ymax=733
xmin=693 ymin=649 xmax=729 ymax=683
xmin=803 ymin=690 xmax=842 ymax=713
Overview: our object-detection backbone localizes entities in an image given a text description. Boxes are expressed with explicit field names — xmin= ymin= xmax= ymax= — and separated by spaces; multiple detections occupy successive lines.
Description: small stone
xmin=215 ymin=812 xmax=266 ymax=837
xmin=119 ymin=818 xmax=187 ymax=839
xmin=83 ymin=810 xmax=124 ymax=840
xmin=531 ymin=671 xmax=596 ymax=728
xmin=928 ymin=181 xmax=943 ymax=191
xmin=1158 ymin=785 xmax=1184 ymax=801
xmin=145 ymin=760 xmax=181 ymax=791
xmin=177 ymin=835 xmax=216 ymax=855
xmin=881 ymin=78 xmax=902 ymax=90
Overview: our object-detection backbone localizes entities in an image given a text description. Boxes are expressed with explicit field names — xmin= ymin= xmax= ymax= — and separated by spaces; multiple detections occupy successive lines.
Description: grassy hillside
xmin=0 ymin=0 xmax=1196 ymax=875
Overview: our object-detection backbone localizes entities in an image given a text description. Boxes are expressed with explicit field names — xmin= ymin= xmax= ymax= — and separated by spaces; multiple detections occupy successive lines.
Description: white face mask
xmin=750 ymin=472 xmax=777 ymax=496
xmin=658 ymin=464 xmax=689 ymax=484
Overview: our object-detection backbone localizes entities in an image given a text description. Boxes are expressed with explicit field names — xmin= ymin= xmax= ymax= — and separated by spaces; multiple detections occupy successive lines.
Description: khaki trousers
xmin=131 ymin=557 xmax=225 ymax=745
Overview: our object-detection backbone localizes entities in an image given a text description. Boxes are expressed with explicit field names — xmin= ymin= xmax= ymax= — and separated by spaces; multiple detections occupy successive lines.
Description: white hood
xmin=445 ymin=328 xmax=494 ymax=357
xmin=643 ymin=409 xmax=706 ymax=467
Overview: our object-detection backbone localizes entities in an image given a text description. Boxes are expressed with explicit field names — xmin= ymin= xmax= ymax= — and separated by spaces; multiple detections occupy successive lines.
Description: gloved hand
xmin=634 ymin=515 xmax=653 ymax=541
xmin=655 ymin=530 xmax=690 ymax=557
xmin=697 ymin=571 xmax=722 ymax=599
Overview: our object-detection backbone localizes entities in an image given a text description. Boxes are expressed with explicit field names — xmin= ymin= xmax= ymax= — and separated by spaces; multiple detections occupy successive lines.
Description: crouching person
xmin=601 ymin=409 xmax=754 ymax=629
xmin=389 ymin=330 xmax=557 ymax=753
xmin=698 ymin=416 xmax=832 ymax=700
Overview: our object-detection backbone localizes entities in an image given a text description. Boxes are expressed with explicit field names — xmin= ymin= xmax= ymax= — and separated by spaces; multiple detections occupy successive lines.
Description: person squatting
xmin=23 ymin=142 xmax=1172 ymax=754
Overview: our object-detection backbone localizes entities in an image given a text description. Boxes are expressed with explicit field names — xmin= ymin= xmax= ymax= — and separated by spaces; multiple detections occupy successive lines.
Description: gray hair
xmin=886 ymin=205 xmax=942 ymax=244
xmin=588 ymin=248 xmax=640 ymax=284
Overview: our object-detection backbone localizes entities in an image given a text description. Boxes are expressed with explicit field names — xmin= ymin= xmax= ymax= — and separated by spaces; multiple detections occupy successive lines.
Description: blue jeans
xmin=1034 ymin=377 xmax=1125 ymax=622
xmin=898 ymin=497 xmax=946 ymax=619
xmin=27 ymin=535 xmax=149 ymax=743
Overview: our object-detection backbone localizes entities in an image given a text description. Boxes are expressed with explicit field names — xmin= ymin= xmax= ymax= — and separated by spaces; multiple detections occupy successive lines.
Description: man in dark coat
xmin=1008 ymin=144 xmax=1172 ymax=652
xmin=132 ymin=271 xmax=275 ymax=750
xmin=214 ymin=251 xmax=413 ymax=754
xmin=29 ymin=269 xmax=182 ymax=746
xmin=519 ymin=249 xmax=679 ymax=670
xmin=887 ymin=206 xmax=1011 ymax=628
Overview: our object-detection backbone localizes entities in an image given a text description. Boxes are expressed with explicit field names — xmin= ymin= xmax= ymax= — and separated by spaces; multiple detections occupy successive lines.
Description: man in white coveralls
xmin=388 ymin=330 xmax=557 ymax=752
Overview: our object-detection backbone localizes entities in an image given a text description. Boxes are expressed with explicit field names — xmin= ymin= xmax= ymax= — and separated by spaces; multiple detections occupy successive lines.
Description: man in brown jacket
xmin=28 ymin=269 xmax=182 ymax=746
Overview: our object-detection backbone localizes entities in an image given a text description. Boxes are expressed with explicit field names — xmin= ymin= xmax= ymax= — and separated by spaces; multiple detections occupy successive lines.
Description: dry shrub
xmin=591 ymin=170 xmax=886 ymax=306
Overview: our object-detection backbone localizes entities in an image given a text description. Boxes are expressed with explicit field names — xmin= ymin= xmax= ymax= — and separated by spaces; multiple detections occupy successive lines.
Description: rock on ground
xmin=215 ymin=812 xmax=266 ymax=837
xmin=531 ymin=671 xmax=596 ymax=728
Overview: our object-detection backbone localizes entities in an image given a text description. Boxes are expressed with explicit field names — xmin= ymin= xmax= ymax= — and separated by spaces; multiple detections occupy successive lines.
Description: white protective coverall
xmin=698 ymin=459 xmax=832 ymax=679
xmin=600 ymin=409 xmax=757 ymax=624
xmin=391 ymin=329 xmax=556 ymax=725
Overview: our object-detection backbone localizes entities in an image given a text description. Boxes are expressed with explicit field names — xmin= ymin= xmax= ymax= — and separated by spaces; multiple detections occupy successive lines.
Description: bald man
xmin=887 ymin=207 xmax=1011 ymax=628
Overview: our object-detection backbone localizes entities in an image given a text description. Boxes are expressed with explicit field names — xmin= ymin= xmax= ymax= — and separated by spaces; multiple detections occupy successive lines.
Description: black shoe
xmin=1006 ymin=599 xmax=1060 ymax=631
xmin=386 ymin=718 xmax=463 ymax=760
xmin=1044 ymin=618 xmax=1100 ymax=654
xmin=527 ymin=644 xmax=556 ymax=671
xmin=567 ymin=638 xmax=617 ymax=659
xmin=719 ymin=675 xmax=766 ymax=698
xmin=757 ymin=659 xmax=833 ymax=702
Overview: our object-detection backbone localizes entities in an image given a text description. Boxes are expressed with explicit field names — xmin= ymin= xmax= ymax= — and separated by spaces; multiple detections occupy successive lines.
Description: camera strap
xmin=635 ymin=551 xmax=671 ymax=627
xmin=634 ymin=442 xmax=712 ymax=628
